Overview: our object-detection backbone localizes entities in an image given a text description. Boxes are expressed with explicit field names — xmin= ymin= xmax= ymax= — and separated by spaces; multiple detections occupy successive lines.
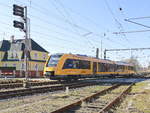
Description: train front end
xmin=44 ymin=54 xmax=62 ymax=79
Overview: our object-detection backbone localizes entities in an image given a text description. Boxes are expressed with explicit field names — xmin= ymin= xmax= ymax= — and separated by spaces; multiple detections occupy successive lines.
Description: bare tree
xmin=123 ymin=57 xmax=142 ymax=72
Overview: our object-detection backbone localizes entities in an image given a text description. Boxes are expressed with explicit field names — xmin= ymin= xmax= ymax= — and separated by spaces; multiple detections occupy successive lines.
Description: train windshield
xmin=47 ymin=55 xmax=62 ymax=67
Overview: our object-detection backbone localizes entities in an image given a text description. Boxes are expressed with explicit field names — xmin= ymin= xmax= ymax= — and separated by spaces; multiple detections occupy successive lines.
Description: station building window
xmin=15 ymin=53 xmax=18 ymax=59
xmin=13 ymin=64 xmax=16 ymax=67
xmin=34 ymin=53 xmax=38 ymax=59
xmin=43 ymin=54 xmax=46 ymax=60
xmin=11 ymin=53 xmax=13 ymax=58
xmin=21 ymin=64 xmax=24 ymax=69
xmin=4 ymin=64 xmax=7 ymax=67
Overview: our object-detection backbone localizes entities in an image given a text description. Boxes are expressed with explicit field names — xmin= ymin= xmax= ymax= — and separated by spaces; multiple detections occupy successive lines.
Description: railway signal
xmin=13 ymin=20 xmax=24 ymax=29
xmin=13 ymin=4 xmax=24 ymax=17
xmin=13 ymin=4 xmax=25 ymax=31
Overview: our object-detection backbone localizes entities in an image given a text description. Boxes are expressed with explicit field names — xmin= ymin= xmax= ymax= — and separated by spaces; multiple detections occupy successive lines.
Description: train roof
xmin=67 ymin=53 xmax=115 ymax=64
xmin=50 ymin=53 xmax=133 ymax=66
xmin=115 ymin=61 xmax=134 ymax=66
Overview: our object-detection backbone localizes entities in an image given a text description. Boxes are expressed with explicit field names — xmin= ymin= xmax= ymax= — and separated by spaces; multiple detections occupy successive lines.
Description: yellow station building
xmin=0 ymin=37 xmax=48 ymax=77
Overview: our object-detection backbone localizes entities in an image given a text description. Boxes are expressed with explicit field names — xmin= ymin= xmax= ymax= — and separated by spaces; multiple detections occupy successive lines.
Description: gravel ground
xmin=0 ymin=84 xmax=111 ymax=113
xmin=115 ymin=79 xmax=150 ymax=113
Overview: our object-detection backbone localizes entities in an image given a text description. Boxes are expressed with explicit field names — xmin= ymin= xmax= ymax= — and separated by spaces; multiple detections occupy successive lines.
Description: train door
xmin=93 ymin=62 xmax=97 ymax=74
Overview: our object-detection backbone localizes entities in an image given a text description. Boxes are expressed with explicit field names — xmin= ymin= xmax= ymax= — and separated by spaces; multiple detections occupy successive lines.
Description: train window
xmin=63 ymin=59 xmax=79 ymax=69
xmin=80 ymin=60 xmax=90 ymax=69
xmin=131 ymin=66 xmax=133 ymax=70
xmin=128 ymin=66 xmax=130 ymax=70
xmin=115 ymin=65 xmax=123 ymax=72
xmin=109 ymin=64 xmax=115 ymax=72
xmin=63 ymin=59 xmax=90 ymax=69
xmin=98 ymin=63 xmax=101 ymax=72
xmin=63 ymin=59 xmax=73 ymax=69
xmin=73 ymin=60 xmax=80 ymax=69
xmin=114 ymin=64 xmax=117 ymax=71
xmin=128 ymin=66 xmax=134 ymax=70
xmin=93 ymin=62 xmax=97 ymax=73
xmin=118 ymin=65 xmax=123 ymax=70
xmin=104 ymin=63 xmax=109 ymax=72
xmin=47 ymin=55 xmax=62 ymax=67
xmin=98 ymin=63 xmax=105 ymax=72
xmin=118 ymin=65 xmax=124 ymax=71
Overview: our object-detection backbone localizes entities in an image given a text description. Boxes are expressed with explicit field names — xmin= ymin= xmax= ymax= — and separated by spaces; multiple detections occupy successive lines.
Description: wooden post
xmin=0 ymin=70 xmax=1 ymax=77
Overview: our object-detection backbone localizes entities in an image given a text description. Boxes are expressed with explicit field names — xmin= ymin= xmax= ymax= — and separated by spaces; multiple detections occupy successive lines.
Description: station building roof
xmin=0 ymin=38 xmax=48 ymax=52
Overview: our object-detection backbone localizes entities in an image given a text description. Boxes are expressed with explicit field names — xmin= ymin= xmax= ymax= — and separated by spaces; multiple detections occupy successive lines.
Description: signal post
xmin=13 ymin=4 xmax=30 ymax=88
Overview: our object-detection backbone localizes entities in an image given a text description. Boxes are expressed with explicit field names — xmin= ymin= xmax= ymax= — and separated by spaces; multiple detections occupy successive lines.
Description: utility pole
xmin=24 ymin=6 xmax=29 ymax=87
xmin=104 ymin=49 xmax=106 ymax=59
xmin=13 ymin=4 xmax=30 ymax=88
xmin=96 ymin=48 xmax=99 ymax=58
xmin=100 ymin=39 xmax=103 ymax=59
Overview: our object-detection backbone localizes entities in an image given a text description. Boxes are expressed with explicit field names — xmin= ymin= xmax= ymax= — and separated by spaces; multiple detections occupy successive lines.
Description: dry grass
xmin=115 ymin=80 xmax=150 ymax=113
xmin=0 ymin=78 xmax=52 ymax=84
xmin=0 ymin=78 xmax=23 ymax=84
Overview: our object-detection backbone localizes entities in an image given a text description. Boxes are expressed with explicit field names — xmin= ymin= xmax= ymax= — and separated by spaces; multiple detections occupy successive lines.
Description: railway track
xmin=0 ymin=81 xmax=61 ymax=89
xmin=0 ymin=81 xmax=101 ymax=100
xmin=0 ymin=75 xmax=148 ymax=90
xmin=51 ymin=83 xmax=133 ymax=113
xmin=0 ymin=78 xmax=101 ymax=89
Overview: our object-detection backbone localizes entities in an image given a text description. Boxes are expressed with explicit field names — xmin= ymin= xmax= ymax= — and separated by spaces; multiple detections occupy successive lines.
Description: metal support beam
xmin=104 ymin=47 xmax=150 ymax=59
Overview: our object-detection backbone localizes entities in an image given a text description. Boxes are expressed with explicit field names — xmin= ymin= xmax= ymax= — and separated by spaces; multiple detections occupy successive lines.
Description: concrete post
xmin=13 ymin=70 xmax=16 ymax=77
xmin=65 ymin=86 xmax=69 ymax=95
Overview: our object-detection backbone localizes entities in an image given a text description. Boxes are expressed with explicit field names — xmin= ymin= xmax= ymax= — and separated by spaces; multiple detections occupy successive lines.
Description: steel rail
xmin=99 ymin=83 xmax=133 ymax=113
xmin=0 ymin=81 xmax=68 ymax=89
xmin=51 ymin=84 xmax=120 ymax=113
xmin=51 ymin=83 xmax=133 ymax=113
xmin=0 ymin=79 xmax=98 ymax=89
xmin=0 ymin=81 xmax=99 ymax=99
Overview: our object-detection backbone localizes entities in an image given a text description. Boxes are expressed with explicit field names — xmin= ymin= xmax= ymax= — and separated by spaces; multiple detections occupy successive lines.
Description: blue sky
xmin=0 ymin=0 xmax=150 ymax=67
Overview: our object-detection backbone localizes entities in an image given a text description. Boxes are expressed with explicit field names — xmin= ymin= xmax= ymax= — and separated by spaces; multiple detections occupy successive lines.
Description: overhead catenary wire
xmin=124 ymin=19 xmax=150 ymax=29
xmin=55 ymin=0 xmax=119 ymax=46
xmin=51 ymin=0 xmax=110 ymax=51
xmin=12 ymin=0 xmax=126 ymax=49
xmin=51 ymin=0 xmax=80 ymax=34
xmin=50 ymin=0 xmax=100 ymax=49
xmin=0 ymin=14 xmax=92 ymax=50
xmin=31 ymin=35 xmax=91 ymax=53
xmin=0 ymin=1 xmax=118 ymax=46
xmin=0 ymin=0 xmax=135 ymax=55
xmin=61 ymin=5 xmax=103 ymax=31
xmin=15 ymin=0 xmax=95 ymax=35
xmin=104 ymin=0 xmax=130 ymax=44
xmin=115 ymin=0 xmax=127 ymax=18
xmin=0 ymin=20 xmax=89 ymax=52
xmin=127 ymin=16 xmax=150 ymax=20
xmin=1 ymin=10 xmax=97 ymax=49
xmin=113 ymin=29 xmax=150 ymax=34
